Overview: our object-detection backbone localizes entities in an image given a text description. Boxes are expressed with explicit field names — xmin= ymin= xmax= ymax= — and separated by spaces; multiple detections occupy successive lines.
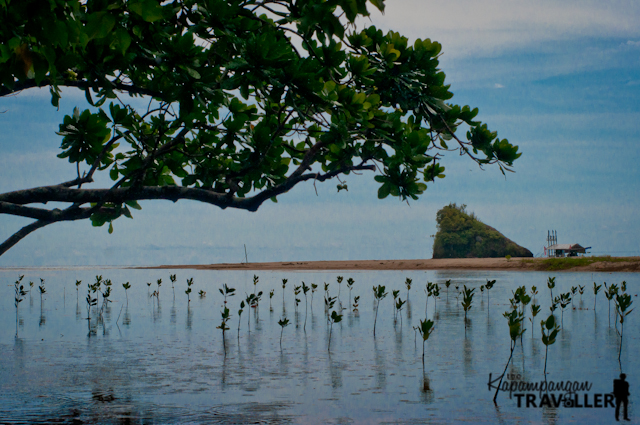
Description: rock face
xmin=432 ymin=204 xmax=533 ymax=259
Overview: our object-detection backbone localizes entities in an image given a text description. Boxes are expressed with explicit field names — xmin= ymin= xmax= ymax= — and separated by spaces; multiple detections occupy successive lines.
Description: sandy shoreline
xmin=143 ymin=257 xmax=640 ymax=272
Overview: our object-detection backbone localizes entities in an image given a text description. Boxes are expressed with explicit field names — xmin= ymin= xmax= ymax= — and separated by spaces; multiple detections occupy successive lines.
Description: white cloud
xmin=365 ymin=0 xmax=640 ymax=58
xmin=494 ymin=83 xmax=504 ymax=88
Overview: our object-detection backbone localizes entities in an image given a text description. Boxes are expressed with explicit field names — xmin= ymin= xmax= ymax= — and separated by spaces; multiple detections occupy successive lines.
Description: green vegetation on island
xmin=432 ymin=204 xmax=532 ymax=258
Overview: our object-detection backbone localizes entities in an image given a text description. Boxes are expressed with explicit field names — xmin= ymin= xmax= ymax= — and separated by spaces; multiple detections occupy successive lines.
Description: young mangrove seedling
xmin=237 ymin=300 xmax=245 ymax=338
xmin=372 ymin=285 xmax=388 ymax=337
xmin=253 ymin=274 xmax=259 ymax=297
xmin=170 ymin=274 xmax=177 ymax=297
xmin=217 ymin=307 xmax=231 ymax=356
xmin=461 ymin=285 xmax=475 ymax=332
xmin=454 ymin=285 xmax=461 ymax=306
xmin=282 ymin=278 xmax=288 ymax=304
xmin=529 ymin=304 xmax=541 ymax=337
xmin=146 ymin=281 xmax=151 ymax=295
xmin=311 ymin=284 xmax=318 ymax=303
xmin=395 ymin=298 xmax=406 ymax=326
xmin=614 ymin=292 xmax=633 ymax=363
xmin=324 ymin=282 xmax=330 ymax=300
xmin=269 ymin=289 xmax=275 ymax=311
xmin=293 ymin=285 xmax=301 ymax=316
xmin=541 ymin=314 xmax=560 ymax=375
xmin=352 ymin=295 xmax=360 ymax=313
xmin=14 ymin=275 xmax=27 ymax=337
xmin=278 ymin=317 xmax=290 ymax=347
xmin=485 ymin=279 xmax=496 ymax=309
xmin=156 ymin=279 xmax=162 ymax=298
xmin=530 ymin=285 xmax=538 ymax=301
xmin=593 ymin=282 xmax=602 ymax=311
xmin=336 ymin=276 xmax=343 ymax=298
xmin=444 ymin=279 xmax=451 ymax=301
xmin=75 ymin=280 xmax=82 ymax=300
xmin=86 ymin=284 xmax=97 ymax=322
xmin=604 ymin=283 xmax=619 ymax=326
xmin=324 ymin=295 xmax=337 ymax=323
xmin=38 ymin=278 xmax=46 ymax=306
xmin=555 ymin=292 xmax=571 ymax=327
xmin=578 ymin=285 xmax=585 ymax=304
xmin=425 ymin=282 xmax=435 ymax=316
xmin=198 ymin=289 xmax=206 ymax=298
xmin=547 ymin=277 xmax=556 ymax=305
xmin=186 ymin=278 xmax=194 ymax=303
xmin=432 ymin=284 xmax=440 ymax=314
xmin=494 ymin=308 xmax=525 ymax=403
xmin=570 ymin=286 xmax=577 ymax=308
xmin=392 ymin=289 xmax=400 ymax=321
xmin=405 ymin=278 xmax=413 ymax=300
xmin=302 ymin=282 xmax=310 ymax=331
xmin=416 ymin=319 xmax=435 ymax=365
xmin=245 ymin=291 xmax=262 ymax=330
xmin=122 ymin=282 xmax=131 ymax=304
xmin=328 ymin=310 xmax=342 ymax=351
xmin=219 ymin=283 xmax=235 ymax=305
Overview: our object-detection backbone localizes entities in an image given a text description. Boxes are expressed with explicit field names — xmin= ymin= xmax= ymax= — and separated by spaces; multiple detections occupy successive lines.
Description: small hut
xmin=547 ymin=244 xmax=588 ymax=257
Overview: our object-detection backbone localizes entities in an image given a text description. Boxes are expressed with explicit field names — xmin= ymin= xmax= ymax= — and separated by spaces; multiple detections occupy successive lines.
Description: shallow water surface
xmin=1 ymin=268 xmax=638 ymax=424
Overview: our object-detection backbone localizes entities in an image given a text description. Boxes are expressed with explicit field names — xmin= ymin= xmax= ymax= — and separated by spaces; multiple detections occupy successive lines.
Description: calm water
xmin=1 ymin=268 xmax=638 ymax=424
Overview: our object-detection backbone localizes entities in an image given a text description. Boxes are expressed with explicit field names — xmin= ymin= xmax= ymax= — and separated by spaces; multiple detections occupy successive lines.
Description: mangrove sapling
xmin=547 ymin=277 xmax=556 ymax=305
xmin=336 ymin=276 xmax=343 ymax=298
xmin=406 ymin=278 xmax=413 ymax=300
xmin=186 ymin=278 xmax=194 ymax=303
xmin=530 ymin=285 xmax=538 ymax=301
xmin=28 ymin=280 xmax=34 ymax=302
xmin=392 ymin=289 xmax=400 ymax=322
xmin=444 ymin=279 xmax=451 ymax=301
xmin=485 ymin=279 xmax=496 ymax=310
xmin=604 ymin=283 xmax=619 ymax=327
xmin=238 ymin=301 xmax=245 ymax=338
xmin=416 ymin=319 xmax=435 ymax=365
xmin=253 ymin=275 xmax=259 ymax=297
xmin=170 ymin=274 xmax=177 ymax=298
xmin=461 ymin=285 xmax=475 ymax=332
xmin=433 ymin=285 xmax=440 ymax=315
xmin=156 ymin=279 xmax=162 ymax=298
xmin=372 ymin=285 xmax=388 ymax=337
xmin=529 ymin=304 xmax=541 ymax=337
xmin=328 ymin=310 xmax=342 ymax=351
xmin=216 ymin=307 xmax=231 ymax=356
xmin=614 ymin=292 xmax=634 ymax=362
xmin=122 ymin=282 xmax=131 ymax=304
xmin=324 ymin=282 xmax=330 ymax=301
xmin=293 ymin=285 xmax=301 ymax=316
xmin=593 ymin=282 xmax=602 ymax=311
xmin=302 ymin=282 xmax=310 ymax=331
xmin=454 ymin=285 xmax=461 ymax=306
xmin=38 ymin=278 xmax=46 ymax=307
xmin=86 ymin=284 xmax=97 ymax=324
xmin=352 ymin=296 xmax=360 ymax=313
xmin=269 ymin=289 xmax=275 ymax=311
xmin=396 ymin=298 xmax=406 ymax=326
xmin=578 ymin=285 xmax=585 ymax=304
xmin=324 ymin=295 xmax=337 ymax=323
xmin=570 ymin=286 xmax=577 ymax=308
xmin=75 ymin=280 xmax=82 ymax=301
xmin=278 ymin=317 xmax=290 ymax=347
xmin=541 ymin=314 xmax=560 ymax=375
xmin=219 ymin=283 xmax=236 ymax=306
xmin=198 ymin=290 xmax=206 ymax=298
xmin=346 ymin=278 xmax=354 ymax=303
xmin=311 ymin=284 xmax=318 ymax=303
xmin=146 ymin=282 xmax=151 ymax=296
xmin=425 ymin=282 xmax=434 ymax=316
xmin=555 ymin=293 xmax=571 ymax=328
xmin=244 ymin=293 xmax=257 ymax=332
xmin=282 ymin=278 xmax=288 ymax=304
xmin=493 ymin=309 xmax=526 ymax=403
xmin=14 ymin=275 xmax=27 ymax=337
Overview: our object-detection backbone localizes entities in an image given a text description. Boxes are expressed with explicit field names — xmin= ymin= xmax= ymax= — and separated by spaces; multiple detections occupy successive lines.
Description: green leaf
xmin=108 ymin=222 xmax=114 ymax=234
xmin=129 ymin=0 xmax=165 ymax=22
xmin=85 ymin=12 xmax=116 ymax=40
xmin=377 ymin=183 xmax=391 ymax=199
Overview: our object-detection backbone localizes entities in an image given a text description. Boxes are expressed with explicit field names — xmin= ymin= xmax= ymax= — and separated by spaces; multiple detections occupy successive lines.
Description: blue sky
xmin=1 ymin=0 xmax=640 ymax=266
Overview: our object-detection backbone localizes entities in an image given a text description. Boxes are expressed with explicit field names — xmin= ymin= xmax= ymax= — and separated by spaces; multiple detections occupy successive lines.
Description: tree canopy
xmin=0 ymin=0 xmax=521 ymax=257
xmin=432 ymin=204 xmax=532 ymax=258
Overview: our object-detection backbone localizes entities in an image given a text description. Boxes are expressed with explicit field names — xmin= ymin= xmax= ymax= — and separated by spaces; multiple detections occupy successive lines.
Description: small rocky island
xmin=432 ymin=203 xmax=533 ymax=258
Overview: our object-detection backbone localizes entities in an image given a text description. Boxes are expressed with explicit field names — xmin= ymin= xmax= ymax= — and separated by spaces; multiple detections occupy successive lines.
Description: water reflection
xmin=39 ymin=301 xmax=46 ymax=327
xmin=373 ymin=338 xmax=386 ymax=390
xmin=419 ymin=370 xmax=434 ymax=404
xmin=186 ymin=306 xmax=193 ymax=331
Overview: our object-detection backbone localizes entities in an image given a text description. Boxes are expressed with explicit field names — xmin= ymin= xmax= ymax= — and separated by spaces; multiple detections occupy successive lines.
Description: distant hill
xmin=432 ymin=204 xmax=533 ymax=258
